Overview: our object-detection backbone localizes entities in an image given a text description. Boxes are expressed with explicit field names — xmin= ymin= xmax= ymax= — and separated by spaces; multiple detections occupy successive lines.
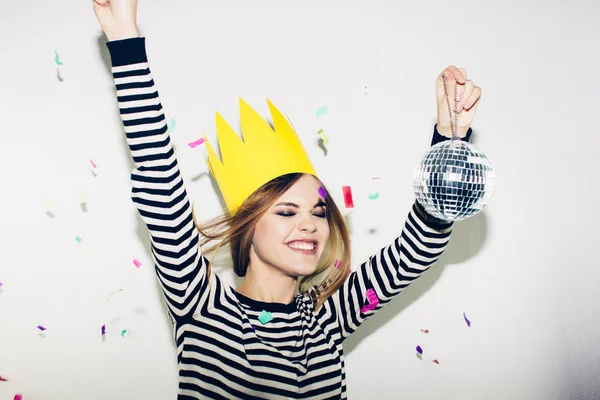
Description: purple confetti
xmin=0 ymin=282 xmax=3 ymax=288
xmin=416 ymin=345 xmax=423 ymax=355
xmin=317 ymin=187 xmax=326 ymax=200
xmin=463 ymin=312 xmax=471 ymax=327
xmin=37 ymin=325 xmax=46 ymax=331
xmin=101 ymin=324 xmax=106 ymax=335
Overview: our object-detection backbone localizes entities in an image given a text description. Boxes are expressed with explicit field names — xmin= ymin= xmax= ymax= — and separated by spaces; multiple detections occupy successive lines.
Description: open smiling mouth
xmin=287 ymin=241 xmax=317 ymax=255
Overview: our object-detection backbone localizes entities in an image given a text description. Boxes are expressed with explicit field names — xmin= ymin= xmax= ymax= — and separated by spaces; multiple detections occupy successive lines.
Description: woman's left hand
xmin=436 ymin=66 xmax=482 ymax=138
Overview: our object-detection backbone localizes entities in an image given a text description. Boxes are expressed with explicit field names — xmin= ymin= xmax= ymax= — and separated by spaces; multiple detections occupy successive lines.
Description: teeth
xmin=289 ymin=242 xmax=315 ymax=250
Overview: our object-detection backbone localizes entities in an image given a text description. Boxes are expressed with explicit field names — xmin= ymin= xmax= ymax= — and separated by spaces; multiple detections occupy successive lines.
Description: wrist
xmin=107 ymin=27 xmax=140 ymax=42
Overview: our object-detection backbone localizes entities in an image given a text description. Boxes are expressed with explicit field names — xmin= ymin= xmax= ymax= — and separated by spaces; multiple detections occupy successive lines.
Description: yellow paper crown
xmin=203 ymin=98 xmax=317 ymax=215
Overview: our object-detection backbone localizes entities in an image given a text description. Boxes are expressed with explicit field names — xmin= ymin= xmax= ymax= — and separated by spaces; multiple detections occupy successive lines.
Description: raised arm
xmin=317 ymin=124 xmax=470 ymax=343
xmin=94 ymin=0 xmax=210 ymax=322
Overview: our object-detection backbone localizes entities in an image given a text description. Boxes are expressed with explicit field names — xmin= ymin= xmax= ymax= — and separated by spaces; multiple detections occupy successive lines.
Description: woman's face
xmin=251 ymin=175 xmax=331 ymax=278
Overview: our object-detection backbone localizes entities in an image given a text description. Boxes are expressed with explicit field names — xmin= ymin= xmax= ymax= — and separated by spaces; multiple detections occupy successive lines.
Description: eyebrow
xmin=275 ymin=200 xmax=327 ymax=209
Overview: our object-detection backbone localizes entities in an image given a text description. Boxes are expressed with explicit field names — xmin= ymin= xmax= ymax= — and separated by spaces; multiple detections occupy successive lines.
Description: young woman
xmin=93 ymin=1 xmax=481 ymax=399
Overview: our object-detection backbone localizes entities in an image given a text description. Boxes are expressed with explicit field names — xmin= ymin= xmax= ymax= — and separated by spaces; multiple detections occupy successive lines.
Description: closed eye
xmin=276 ymin=211 xmax=327 ymax=219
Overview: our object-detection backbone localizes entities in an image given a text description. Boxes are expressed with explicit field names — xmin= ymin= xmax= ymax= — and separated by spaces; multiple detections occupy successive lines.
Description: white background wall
xmin=1 ymin=0 xmax=598 ymax=399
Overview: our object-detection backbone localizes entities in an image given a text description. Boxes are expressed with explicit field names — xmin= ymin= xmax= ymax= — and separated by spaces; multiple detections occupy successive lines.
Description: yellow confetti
xmin=317 ymin=129 xmax=329 ymax=145
xmin=44 ymin=200 xmax=54 ymax=209
xmin=79 ymin=192 xmax=87 ymax=203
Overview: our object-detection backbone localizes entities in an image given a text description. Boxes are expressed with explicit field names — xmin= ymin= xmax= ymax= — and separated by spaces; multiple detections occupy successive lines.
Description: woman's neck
xmin=236 ymin=264 xmax=297 ymax=304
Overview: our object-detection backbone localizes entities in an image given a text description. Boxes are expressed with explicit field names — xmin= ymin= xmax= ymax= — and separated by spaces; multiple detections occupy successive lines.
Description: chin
xmin=287 ymin=264 xmax=319 ymax=278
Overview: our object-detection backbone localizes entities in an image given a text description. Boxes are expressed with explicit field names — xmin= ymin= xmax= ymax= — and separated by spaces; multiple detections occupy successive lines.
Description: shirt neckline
xmin=232 ymin=289 xmax=299 ymax=314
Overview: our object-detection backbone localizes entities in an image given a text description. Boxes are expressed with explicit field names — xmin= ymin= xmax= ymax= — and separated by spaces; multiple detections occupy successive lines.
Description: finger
xmin=463 ymin=86 xmax=482 ymax=111
xmin=457 ymin=80 xmax=474 ymax=111
xmin=443 ymin=65 xmax=466 ymax=84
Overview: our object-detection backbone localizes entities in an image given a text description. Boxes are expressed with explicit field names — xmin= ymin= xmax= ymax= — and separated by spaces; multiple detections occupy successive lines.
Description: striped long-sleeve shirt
xmin=106 ymin=37 xmax=467 ymax=400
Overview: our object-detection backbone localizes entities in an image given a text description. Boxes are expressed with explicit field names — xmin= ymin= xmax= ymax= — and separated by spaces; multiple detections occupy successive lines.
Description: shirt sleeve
xmin=106 ymin=37 xmax=210 ymax=322
xmin=316 ymin=125 xmax=471 ymax=344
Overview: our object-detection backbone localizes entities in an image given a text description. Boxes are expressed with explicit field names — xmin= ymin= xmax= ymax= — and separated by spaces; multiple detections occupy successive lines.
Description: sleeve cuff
xmin=105 ymin=37 xmax=148 ymax=67
xmin=431 ymin=124 xmax=472 ymax=146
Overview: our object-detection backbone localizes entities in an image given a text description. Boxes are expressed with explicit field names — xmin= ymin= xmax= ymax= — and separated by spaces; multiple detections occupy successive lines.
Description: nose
xmin=297 ymin=213 xmax=318 ymax=233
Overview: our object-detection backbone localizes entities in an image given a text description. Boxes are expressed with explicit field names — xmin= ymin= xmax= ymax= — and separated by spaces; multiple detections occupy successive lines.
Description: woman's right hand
xmin=92 ymin=0 xmax=140 ymax=42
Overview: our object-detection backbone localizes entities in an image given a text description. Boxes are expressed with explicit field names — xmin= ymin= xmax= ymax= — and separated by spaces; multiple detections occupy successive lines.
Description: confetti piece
xmin=463 ymin=312 xmax=471 ymax=327
xmin=188 ymin=137 xmax=205 ymax=149
xmin=315 ymin=106 xmax=328 ymax=118
xmin=14 ymin=394 xmax=22 ymax=400
xmin=0 ymin=375 xmax=7 ymax=381
xmin=258 ymin=310 xmax=273 ymax=325
xmin=342 ymin=186 xmax=354 ymax=208
xmin=416 ymin=345 xmax=423 ymax=355
xmin=133 ymin=259 xmax=142 ymax=268
xmin=317 ymin=187 xmax=326 ymax=200
xmin=89 ymin=159 xmax=97 ymax=169
xmin=251 ymin=325 xmax=256 ymax=332
xmin=79 ymin=192 xmax=87 ymax=203
xmin=317 ymin=129 xmax=329 ymax=145
xmin=334 ymin=259 xmax=341 ymax=269
xmin=75 ymin=235 xmax=82 ymax=243
xmin=37 ymin=325 xmax=46 ymax=331
xmin=0 ymin=282 xmax=3 ymax=289
xmin=360 ymin=289 xmax=379 ymax=313
xmin=44 ymin=200 xmax=54 ymax=209
xmin=432 ymin=359 xmax=440 ymax=365
xmin=420 ymin=329 xmax=429 ymax=334
xmin=120 ymin=329 xmax=127 ymax=337
xmin=368 ymin=192 xmax=379 ymax=200
xmin=101 ymin=324 xmax=106 ymax=336
xmin=372 ymin=176 xmax=380 ymax=180
xmin=54 ymin=51 xmax=63 ymax=66
xmin=167 ymin=118 xmax=176 ymax=132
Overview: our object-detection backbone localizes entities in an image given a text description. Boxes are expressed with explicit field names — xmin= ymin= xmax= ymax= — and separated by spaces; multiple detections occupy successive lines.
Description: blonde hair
xmin=194 ymin=173 xmax=351 ymax=311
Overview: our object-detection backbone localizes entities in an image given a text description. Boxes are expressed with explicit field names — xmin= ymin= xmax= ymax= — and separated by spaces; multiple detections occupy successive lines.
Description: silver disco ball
xmin=413 ymin=139 xmax=496 ymax=222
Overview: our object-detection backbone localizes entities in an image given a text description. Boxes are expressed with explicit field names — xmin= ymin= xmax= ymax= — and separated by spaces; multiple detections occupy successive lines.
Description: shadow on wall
xmin=343 ymin=202 xmax=490 ymax=356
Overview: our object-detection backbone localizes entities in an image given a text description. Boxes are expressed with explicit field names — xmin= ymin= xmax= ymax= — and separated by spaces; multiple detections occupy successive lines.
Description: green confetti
xmin=167 ymin=118 xmax=176 ymax=132
xmin=258 ymin=310 xmax=273 ymax=325
xmin=54 ymin=51 xmax=63 ymax=66
xmin=120 ymin=329 xmax=127 ymax=337
xmin=75 ymin=235 xmax=82 ymax=243
xmin=368 ymin=192 xmax=379 ymax=200
xmin=316 ymin=106 xmax=328 ymax=118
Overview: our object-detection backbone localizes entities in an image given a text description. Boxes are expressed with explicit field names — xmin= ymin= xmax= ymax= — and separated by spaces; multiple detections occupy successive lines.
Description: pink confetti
xmin=37 ymin=325 xmax=46 ymax=331
xmin=416 ymin=345 xmax=423 ymax=355
xmin=365 ymin=289 xmax=379 ymax=306
xmin=334 ymin=259 xmax=341 ymax=269
xmin=317 ymin=187 xmax=327 ymax=200
xmin=432 ymin=359 xmax=440 ymax=365
xmin=14 ymin=395 xmax=23 ymax=400
xmin=342 ymin=186 xmax=354 ymax=208
xmin=0 ymin=375 xmax=7 ymax=381
xmin=89 ymin=159 xmax=97 ymax=169
xmin=133 ymin=259 xmax=142 ymax=268
xmin=359 ymin=289 xmax=379 ymax=313
xmin=421 ymin=329 xmax=429 ymax=334
xmin=187 ymin=137 xmax=205 ymax=149
xmin=463 ymin=312 xmax=471 ymax=327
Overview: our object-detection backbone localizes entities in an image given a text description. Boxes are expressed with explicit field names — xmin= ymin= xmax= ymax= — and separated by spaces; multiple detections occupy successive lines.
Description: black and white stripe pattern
xmin=107 ymin=37 xmax=454 ymax=400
